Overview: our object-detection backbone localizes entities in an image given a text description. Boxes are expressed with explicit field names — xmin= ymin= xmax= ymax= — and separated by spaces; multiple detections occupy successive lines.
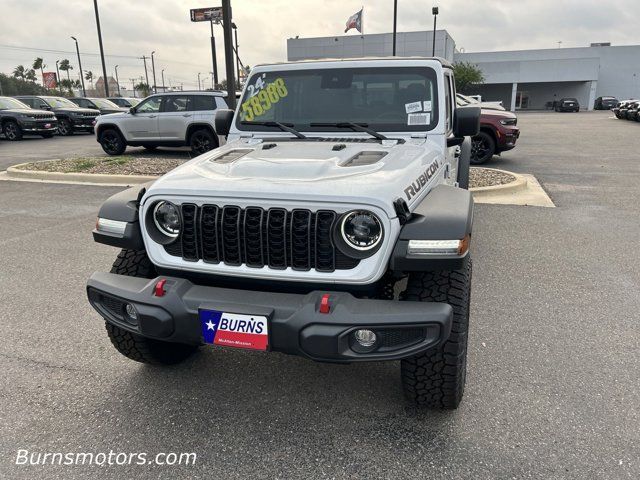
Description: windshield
xmin=91 ymin=98 xmax=120 ymax=109
xmin=43 ymin=97 xmax=79 ymax=108
xmin=236 ymin=67 xmax=439 ymax=133
xmin=0 ymin=97 xmax=29 ymax=110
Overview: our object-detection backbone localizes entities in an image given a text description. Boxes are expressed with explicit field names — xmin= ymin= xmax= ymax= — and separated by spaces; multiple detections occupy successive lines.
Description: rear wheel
xmin=3 ymin=120 xmax=23 ymax=140
xmin=99 ymin=128 xmax=126 ymax=155
xmin=57 ymin=118 xmax=73 ymax=136
xmin=400 ymin=260 xmax=472 ymax=409
xmin=189 ymin=128 xmax=216 ymax=155
xmin=470 ymin=131 xmax=495 ymax=165
xmin=105 ymin=249 xmax=199 ymax=365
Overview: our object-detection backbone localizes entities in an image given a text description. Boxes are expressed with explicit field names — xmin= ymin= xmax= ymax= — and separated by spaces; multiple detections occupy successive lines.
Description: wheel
xmin=57 ymin=118 xmax=73 ymax=136
xmin=143 ymin=145 xmax=158 ymax=152
xmin=400 ymin=260 xmax=472 ymax=409
xmin=456 ymin=138 xmax=471 ymax=189
xmin=3 ymin=120 xmax=23 ymax=141
xmin=99 ymin=128 xmax=126 ymax=155
xmin=41 ymin=133 xmax=54 ymax=138
xmin=470 ymin=131 xmax=495 ymax=165
xmin=105 ymin=249 xmax=199 ymax=365
xmin=189 ymin=128 xmax=217 ymax=155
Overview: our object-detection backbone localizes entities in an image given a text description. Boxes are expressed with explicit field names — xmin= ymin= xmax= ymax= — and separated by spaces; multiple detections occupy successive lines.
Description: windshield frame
xmin=0 ymin=97 xmax=30 ymax=110
xmin=235 ymin=66 xmax=440 ymax=134
xmin=42 ymin=96 xmax=80 ymax=108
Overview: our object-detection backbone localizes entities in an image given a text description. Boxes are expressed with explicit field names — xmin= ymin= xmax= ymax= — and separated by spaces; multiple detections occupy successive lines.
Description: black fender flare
xmin=390 ymin=184 xmax=473 ymax=272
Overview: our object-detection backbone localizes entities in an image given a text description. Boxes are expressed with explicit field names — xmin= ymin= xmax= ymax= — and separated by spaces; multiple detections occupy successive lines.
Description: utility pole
xmin=114 ymin=65 xmax=120 ymax=96
xmin=151 ymin=51 xmax=157 ymax=94
xmin=221 ymin=0 xmax=236 ymax=108
xmin=392 ymin=0 xmax=397 ymax=56
xmin=140 ymin=56 xmax=150 ymax=89
xmin=432 ymin=7 xmax=439 ymax=57
xmin=161 ymin=69 xmax=166 ymax=91
xmin=130 ymin=78 xmax=136 ymax=97
xmin=198 ymin=72 xmax=201 ymax=91
xmin=232 ymin=23 xmax=240 ymax=88
xmin=210 ymin=19 xmax=219 ymax=87
xmin=71 ymin=36 xmax=86 ymax=96
xmin=93 ymin=0 xmax=109 ymax=96
xmin=210 ymin=72 xmax=215 ymax=90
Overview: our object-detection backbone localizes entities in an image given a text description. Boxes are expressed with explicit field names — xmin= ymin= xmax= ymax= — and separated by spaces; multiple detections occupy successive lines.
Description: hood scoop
xmin=340 ymin=151 xmax=388 ymax=167
xmin=211 ymin=149 xmax=253 ymax=164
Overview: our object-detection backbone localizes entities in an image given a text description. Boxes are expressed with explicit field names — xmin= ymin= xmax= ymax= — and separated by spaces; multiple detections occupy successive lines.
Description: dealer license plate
xmin=199 ymin=309 xmax=268 ymax=351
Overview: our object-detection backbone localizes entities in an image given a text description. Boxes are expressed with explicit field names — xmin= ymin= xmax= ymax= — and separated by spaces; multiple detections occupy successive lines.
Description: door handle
xmin=148 ymin=115 xmax=156 ymax=118
xmin=182 ymin=113 xmax=192 ymax=117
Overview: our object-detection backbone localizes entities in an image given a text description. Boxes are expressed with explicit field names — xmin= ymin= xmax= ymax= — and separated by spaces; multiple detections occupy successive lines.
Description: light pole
xmin=151 ymin=51 xmax=157 ymax=94
xmin=232 ymin=22 xmax=240 ymax=88
xmin=161 ymin=69 xmax=166 ymax=91
xmin=93 ymin=0 xmax=109 ymax=96
xmin=70 ymin=36 xmax=86 ymax=96
xmin=432 ymin=7 xmax=439 ymax=57
xmin=210 ymin=72 xmax=215 ymax=90
xmin=197 ymin=72 xmax=201 ymax=91
xmin=114 ymin=65 xmax=120 ymax=96
xmin=392 ymin=0 xmax=398 ymax=56
xmin=221 ymin=0 xmax=236 ymax=108
xmin=130 ymin=78 xmax=136 ymax=97
xmin=55 ymin=60 xmax=61 ymax=89
xmin=140 ymin=56 xmax=150 ymax=89
xmin=210 ymin=19 xmax=219 ymax=87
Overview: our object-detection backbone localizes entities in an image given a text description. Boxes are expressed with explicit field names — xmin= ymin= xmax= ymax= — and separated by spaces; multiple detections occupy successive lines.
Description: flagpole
xmin=361 ymin=7 xmax=364 ymax=35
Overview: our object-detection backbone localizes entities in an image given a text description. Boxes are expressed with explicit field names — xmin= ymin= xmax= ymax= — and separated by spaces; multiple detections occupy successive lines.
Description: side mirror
xmin=129 ymin=107 xmax=136 ymax=114
xmin=453 ymin=106 xmax=480 ymax=138
xmin=42 ymin=105 xmax=52 ymax=111
xmin=215 ymin=109 xmax=235 ymax=136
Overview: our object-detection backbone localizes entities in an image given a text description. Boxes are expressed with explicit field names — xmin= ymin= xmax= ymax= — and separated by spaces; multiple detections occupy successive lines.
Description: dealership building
xmin=287 ymin=31 xmax=640 ymax=111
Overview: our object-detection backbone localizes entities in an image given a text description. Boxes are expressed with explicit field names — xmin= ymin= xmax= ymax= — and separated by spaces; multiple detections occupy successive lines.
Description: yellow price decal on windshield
xmin=240 ymin=78 xmax=288 ymax=121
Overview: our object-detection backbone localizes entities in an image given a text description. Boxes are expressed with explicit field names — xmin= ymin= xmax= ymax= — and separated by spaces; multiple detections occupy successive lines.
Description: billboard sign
xmin=190 ymin=7 xmax=222 ymax=22
xmin=43 ymin=72 xmax=57 ymax=89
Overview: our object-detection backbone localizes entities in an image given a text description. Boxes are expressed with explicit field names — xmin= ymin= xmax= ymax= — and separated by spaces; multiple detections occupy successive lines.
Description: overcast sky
xmin=1 ymin=0 xmax=638 ymax=90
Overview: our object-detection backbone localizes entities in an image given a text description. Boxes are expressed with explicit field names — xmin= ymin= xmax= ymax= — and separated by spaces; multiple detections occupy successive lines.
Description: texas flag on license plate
xmin=200 ymin=310 xmax=269 ymax=351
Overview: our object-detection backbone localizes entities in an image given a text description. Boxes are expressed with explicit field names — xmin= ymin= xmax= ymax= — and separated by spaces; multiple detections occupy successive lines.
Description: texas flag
xmin=200 ymin=310 xmax=269 ymax=351
xmin=345 ymin=8 xmax=363 ymax=33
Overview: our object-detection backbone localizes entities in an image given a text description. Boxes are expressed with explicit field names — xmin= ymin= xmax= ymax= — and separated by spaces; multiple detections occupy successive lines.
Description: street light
xmin=232 ymin=22 xmax=239 ymax=88
xmin=93 ymin=0 xmax=109 ymax=96
xmin=161 ymin=68 xmax=166 ymax=91
xmin=197 ymin=72 xmax=201 ymax=91
xmin=151 ymin=51 xmax=157 ymax=94
xmin=114 ymin=65 xmax=120 ymax=96
xmin=55 ymin=60 xmax=61 ymax=89
xmin=70 ymin=36 xmax=86 ymax=96
xmin=432 ymin=7 xmax=439 ymax=57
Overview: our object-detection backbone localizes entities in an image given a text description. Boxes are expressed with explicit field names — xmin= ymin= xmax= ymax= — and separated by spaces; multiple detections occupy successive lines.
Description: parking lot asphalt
xmin=1 ymin=111 xmax=639 ymax=479
xmin=0 ymin=133 xmax=190 ymax=171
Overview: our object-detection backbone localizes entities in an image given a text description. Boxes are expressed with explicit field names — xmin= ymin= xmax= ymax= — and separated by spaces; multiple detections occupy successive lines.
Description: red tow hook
xmin=154 ymin=279 xmax=167 ymax=297
xmin=319 ymin=294 xmax=331 ymax=314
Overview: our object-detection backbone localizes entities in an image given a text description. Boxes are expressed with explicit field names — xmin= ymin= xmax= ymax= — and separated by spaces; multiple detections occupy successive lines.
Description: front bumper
xmin=18 ymin=120 xmax=58 ymax=133
xmin=71 ymin=117 xmax=97 ymax=129
xmin=497 ymin=126 xmax=520 ymax=151
xmin=87 ymin=272 xmax=453 ymax=363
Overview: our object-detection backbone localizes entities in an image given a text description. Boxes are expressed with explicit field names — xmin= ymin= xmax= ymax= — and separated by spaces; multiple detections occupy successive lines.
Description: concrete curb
xmin=6 ymin=162 xmax=156 ymax=186
xmin=469 ymin=168 xmax=528 ymax=197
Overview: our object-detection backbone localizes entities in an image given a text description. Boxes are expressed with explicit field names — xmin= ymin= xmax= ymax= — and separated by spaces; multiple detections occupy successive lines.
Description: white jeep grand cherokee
xmin=87 ymin=58 xmax=480 ymax=409
xmin=95 ymin=91 xmax=228 ymax=156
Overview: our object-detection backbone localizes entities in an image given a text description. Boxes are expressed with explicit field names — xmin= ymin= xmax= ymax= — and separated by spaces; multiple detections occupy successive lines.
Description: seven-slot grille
xmin=163 ymin=204 xmax=359 ymax=272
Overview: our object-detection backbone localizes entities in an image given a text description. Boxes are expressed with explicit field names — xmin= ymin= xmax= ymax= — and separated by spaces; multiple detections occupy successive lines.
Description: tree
xmin=85 ymin=70 xmax=94 ymax=89
xmin=25 ymin=69 xmax=37 ymax=82
xmin=452 ymin=62 xmax=485 ymax=94
xmin=33 ymin=57 xmax=46 ymax=86
xmin=59 ymin=59 xmax=73 ymax=81
xmin=134 ymin=82 xmax=150 ymax=97
xmin=13 ymin=65 xmax=26 ymax=80
xmin=0 ymin=73 xmax=49 ymax=95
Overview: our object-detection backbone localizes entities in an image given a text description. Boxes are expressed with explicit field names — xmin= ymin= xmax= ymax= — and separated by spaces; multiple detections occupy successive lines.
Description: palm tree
xmin=134 ymin=82 xmax=150 ymax=97
xmin=59 ymin=59 xmax=73 ymax=81
xmin=33 ymin=57 xmax=46 ymax=86
xmin=85 ymin=70 xmax=94 ymax=89
xmin=25 ymin=69 xmax=37 ymax=82
xmin=13 ymin=65 xmax=26 ymax=80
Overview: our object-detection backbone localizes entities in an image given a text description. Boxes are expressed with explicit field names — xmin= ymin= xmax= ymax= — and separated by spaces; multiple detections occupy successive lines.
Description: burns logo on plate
xmin=200 ymin=310 xmax=268 ymax=351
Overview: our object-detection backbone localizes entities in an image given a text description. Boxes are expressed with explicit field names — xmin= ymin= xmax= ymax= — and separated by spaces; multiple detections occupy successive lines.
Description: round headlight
xmin=340 ymin=210 xmax=383 ymax=251
xmin=153 ymin=201 xmax=181 ymax=237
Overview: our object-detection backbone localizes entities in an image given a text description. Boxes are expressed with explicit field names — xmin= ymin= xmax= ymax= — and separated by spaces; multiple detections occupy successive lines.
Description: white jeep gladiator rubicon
xmin=87 ymin=57 xmax=480 ymax=409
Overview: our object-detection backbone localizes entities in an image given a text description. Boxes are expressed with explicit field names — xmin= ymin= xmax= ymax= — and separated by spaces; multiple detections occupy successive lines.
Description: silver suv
xmin=95 ymin=91 xmax=228 ymax=155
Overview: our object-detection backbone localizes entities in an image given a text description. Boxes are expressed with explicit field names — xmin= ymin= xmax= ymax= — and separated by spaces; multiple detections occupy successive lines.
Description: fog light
xmin=124 ymin=303 xmax=138 ymax=324
xmin=354 ymin=329 xmax=377 ymax=347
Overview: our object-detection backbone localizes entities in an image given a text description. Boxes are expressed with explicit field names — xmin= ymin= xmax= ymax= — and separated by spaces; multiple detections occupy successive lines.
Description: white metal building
xmin=287 ymin=31 xmax=640 ymax=111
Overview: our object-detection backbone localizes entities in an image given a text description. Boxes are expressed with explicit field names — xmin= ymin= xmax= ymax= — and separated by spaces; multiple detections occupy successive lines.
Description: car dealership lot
xmin=1 ymin=111 xmax=639 ymax=479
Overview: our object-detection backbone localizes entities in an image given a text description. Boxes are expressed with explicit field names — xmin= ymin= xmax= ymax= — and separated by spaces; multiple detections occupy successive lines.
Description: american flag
xmin=344 ymin=8 xmax=363 ymax=33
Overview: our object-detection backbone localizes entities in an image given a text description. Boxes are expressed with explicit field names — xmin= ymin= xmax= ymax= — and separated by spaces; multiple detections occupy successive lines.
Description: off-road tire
xmin=99 ymin=128 xmax=127 ymax=155
xmin=189 ymin=128 xmax=216 ymax=155
xmin=400 ymin=259 xmax=472 ymax=409
xmin=470 ymin=131 xmax=495 ymax=165
xmin=57 ymin=118 xmax=73 ymax=136
xmin=105 ymin=249 xmax=199 ymax=365
xmin=3 ymin=120 xmax=23 ymax=140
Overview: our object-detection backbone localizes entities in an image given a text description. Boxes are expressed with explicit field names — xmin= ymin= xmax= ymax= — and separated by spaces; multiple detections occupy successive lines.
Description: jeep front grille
xmin=163 ymin=205 xmax=360 ymax=272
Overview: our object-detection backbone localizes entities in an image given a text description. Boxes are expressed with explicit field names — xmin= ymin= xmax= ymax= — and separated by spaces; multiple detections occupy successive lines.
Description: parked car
xmin=0 ymin=96 xmax=57 ymax=140
xmin=107 ymin=97 xmax=141 ymax=108
xmin=70 ymin=97 xmax=128 ymax=114
xmin=613 ymin=100 xmax=633 ymax=119
xmin=15 ymin=95 xmax=99 ymax=135
xmin=87 ymin=57 xmax=481 ymax=409
xmin=624 ymin=100 xmax=640 ymax=120
xmin=95 ymin=91 xmax=228 ymax=156
xmin=457 ymin=93 xmax=505 ymax=111
xmin=594 ymin=96 xmax=618 ymax=110
xmin=555 ymin=98 xmax=580 ymax=112
xmin=457 ymin=95 xmax=519 ymax=164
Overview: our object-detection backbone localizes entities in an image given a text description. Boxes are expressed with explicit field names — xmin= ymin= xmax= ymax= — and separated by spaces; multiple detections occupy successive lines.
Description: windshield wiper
xmin=309 ymin=122 xmax=388 ymax=141
xmin=240 ymin=121 xmax=307 ymax=139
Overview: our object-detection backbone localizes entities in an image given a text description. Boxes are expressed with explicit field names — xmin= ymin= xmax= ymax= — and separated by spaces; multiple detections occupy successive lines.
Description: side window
xmin=444 ymin=74 xmax=452 ymax=132
xmin=136 ymin=96 xmax=162 ymax=113
xmin=215 ymin=97 xmax=228 ymax=109
xmin=35 ymin=99 xmax=49 ymax=109
xmin=191 ymin=95 xmax=217 ymax=111
xmin=18 ymin=98 xmax=33 ymax=107
xmin=162 ymin=96 xmax=189 ymax=112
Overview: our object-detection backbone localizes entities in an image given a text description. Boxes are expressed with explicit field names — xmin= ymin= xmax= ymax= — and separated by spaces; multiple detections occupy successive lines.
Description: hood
xmin=481 ymin=108 xmax=516 ymax=119
xmin=55 ymin=107 xmax=99 ymax=114
xmin=146 ymin=137 xmax=446 ymax=217
xmin=1 ymin=108 xmax=54 ymax=115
